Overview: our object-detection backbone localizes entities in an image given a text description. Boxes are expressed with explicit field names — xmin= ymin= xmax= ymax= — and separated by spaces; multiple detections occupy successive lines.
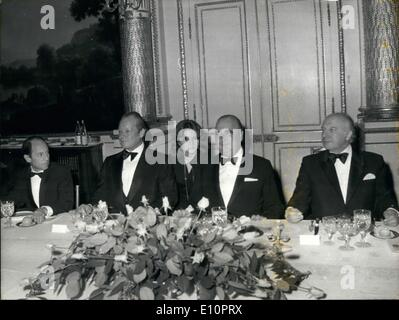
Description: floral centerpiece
xmin=22 ymin=197 xmax=326 ymax=300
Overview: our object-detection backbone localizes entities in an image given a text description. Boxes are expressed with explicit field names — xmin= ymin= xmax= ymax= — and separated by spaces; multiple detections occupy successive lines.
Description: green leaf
xmin=99 ymin=237 xmax=116 ymax=255
xmin=139 ymin=286 xmax=155 ymax=300
xmin=86 ymin=259 xmax=106 ymax=268
xmin=166 ymin=256 xmax=182 ymax=276
xmin=228 ymin=281 xmax=252 ymax=292
xmin=249 ymin=252 xmax=258 ymax=274
xmin=211 ymin=242 xmax=225 ymax=253
xmin=212 ymin=252 xmax=234 ymax=265
xmin=147 ymin=237 xmax=158 ymax=255
xmin=94 ymin=272 xmax=107 ymax=287
xmin=203 ymin=230 xmax=217 ymax=243
xmin=109 ymin=279 xmax=125 ymax=296
xmin=89 ymin=288 xmax=104 ymax=300
xmin=216 ymin=286 xmax=225 ymax=300
xmin=276 ymin=280 xmax=290 ymax=292
xmin=156 ymin=224 xmax=168 ymax=240
xmin=65 ymin=271 xmax=81 ymax=283
xmin=86 ymin=233 xmax=108 ymax=247
xmin=133 ymin=258 xmax=146 ymax=274
xmin=133 ymin=269 xmax=147 ymax=284
xmin=198 ymin=284 xmax=216 ymax=300
xmin=110 ymin=225 xmax=124 ymax=237
xmin=113 ymin=244 xmax=124 ymax=255
xmin=144 ymin=208 xmax=157 ymax=227
xmin=65 ymin=280 xmax=81 ymax=299
xmin=200 ymin=276 xmax=215 ymax=289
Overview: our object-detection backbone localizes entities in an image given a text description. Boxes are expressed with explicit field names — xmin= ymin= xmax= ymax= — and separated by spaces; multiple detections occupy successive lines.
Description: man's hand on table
xmin=33 ymin=206 xmax=53 ymax=224
xmin=383 ymin=208 xmax=399 ymax=227
xmin=285 ymin=206 xmax=304 ymax=223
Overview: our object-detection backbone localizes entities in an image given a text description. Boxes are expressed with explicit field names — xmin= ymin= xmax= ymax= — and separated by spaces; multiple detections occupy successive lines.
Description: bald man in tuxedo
xmin=201 ymin=115 xmax=284 ymax=219
xmin=286 ymin=113 xmax=399 ymax=226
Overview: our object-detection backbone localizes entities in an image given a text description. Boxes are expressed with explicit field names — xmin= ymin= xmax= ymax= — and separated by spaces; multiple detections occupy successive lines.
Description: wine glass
xmin=354 ymin=209 xmax=372 ymax=248
xmin=337 ymin=218 xmax=359 ymax=251
xmin=211 ymin=207 xmax=227 ymax=226
xmin=322 ymin=216 xmax=337 ymax=245
xmin=336 ymin=214 xmax=351 ymax=240
xmin=1 ymin=200 xmax=15 ymax=228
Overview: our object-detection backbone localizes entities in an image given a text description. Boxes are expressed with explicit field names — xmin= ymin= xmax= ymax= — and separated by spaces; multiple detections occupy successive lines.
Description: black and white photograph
xmin=0 ymin=0 xmax=398 ymax=304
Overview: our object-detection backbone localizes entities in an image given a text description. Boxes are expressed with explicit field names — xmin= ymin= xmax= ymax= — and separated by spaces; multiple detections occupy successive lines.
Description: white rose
xmin=197 ymin=197 xmax=210 ymax=211
xmin=185 ymin=205 xmax=194 ymax=213
xmin=86 ymin=223 xmax=100 ymax=234
xmin=162 ymin=196 xmax=171 ymax=212
xmin=238 ymin=215 xmax=251 ymax=226
xmin=114 ymin=254 xmax=128 ymax=263
xmin=141 ymin=195 xmax=149 ymax=206
xmin=125 ymin=204 xmax=134 ymax=215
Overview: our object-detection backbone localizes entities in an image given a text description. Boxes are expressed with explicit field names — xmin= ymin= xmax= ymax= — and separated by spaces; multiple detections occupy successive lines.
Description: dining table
xmin=1 ymin=213 xmax=399 ymax=300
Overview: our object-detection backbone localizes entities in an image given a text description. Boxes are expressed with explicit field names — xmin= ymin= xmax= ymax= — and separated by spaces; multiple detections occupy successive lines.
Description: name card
xmin=51 ymin=224 xmax=70 ymax=233
xmin=299 ymin=234 xmax=320 ymax=246
xmin=387 ymin=239 xmax=399 ymax=254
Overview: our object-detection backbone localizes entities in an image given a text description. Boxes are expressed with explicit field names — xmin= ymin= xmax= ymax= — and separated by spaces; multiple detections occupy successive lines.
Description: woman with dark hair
xmin=174 ymin=119 xmax=203 ymax=209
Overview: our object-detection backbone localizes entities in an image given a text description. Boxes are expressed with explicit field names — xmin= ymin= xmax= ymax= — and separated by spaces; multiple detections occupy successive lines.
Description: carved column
xmin=359 ymin=0 xmax=399 ymax=120
xmin=106 ymin=0 xmax=156 ymax=121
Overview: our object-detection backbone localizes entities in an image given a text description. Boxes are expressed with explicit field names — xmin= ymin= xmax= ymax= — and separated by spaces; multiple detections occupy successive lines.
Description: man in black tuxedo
xmin=6 ymin=136 xmax=74 ymax=221
xmin=286 ymin=113 xmax=399 ymax=225
xmin=202 ymin=115 xmax=284 ymax=219
xmin=92 ymin=112 xmax=178 ymax=214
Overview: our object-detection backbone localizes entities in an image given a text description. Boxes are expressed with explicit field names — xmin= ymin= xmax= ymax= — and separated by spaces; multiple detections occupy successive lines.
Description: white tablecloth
xmin=1 ymin=214 xmax=399 ymax=300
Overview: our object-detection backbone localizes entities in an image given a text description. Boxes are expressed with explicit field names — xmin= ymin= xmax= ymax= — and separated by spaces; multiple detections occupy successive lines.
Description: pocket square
xmin=244 ymin=177 xmax=258 ymax=182
xmin=363 ymin=173 xmax=376 ymax=181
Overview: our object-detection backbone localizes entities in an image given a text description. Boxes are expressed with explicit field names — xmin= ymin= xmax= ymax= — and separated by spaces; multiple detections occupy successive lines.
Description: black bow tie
xmin=122 ymin=150 xmax=138 ymax=161
xmin=30 ymin=171 xmax=44 ymax=178
xmin=220 ymin=156 xmax=238 ymax=166
xmin=328 ymin=152 xmax=349 ymax=164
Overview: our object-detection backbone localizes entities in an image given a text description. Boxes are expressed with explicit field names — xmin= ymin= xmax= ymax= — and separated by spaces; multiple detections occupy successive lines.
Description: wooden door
xmin=183 ymin=0 xmax=341 ymax=202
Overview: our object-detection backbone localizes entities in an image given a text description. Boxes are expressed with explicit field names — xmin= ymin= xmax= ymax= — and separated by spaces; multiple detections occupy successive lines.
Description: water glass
xmin=337 ymin=218 xmax=359 ymax=251
xmin=211 ymin=207 xmax=227 ymax=225
xmin=322 ymin=216 xmax=337 ymax=245
xmin=354 ymin=209 xmax=372 ymax=248
xmin=1 ymin=200 xmax=15 ymax=228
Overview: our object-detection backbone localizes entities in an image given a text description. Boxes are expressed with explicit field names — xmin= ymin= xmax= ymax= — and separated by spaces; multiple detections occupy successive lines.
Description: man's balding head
xmin=216 ymin=115 xmax=244 ymax=158
xmin=118 ymin=112 xmax=148 ymax=150
xmin=216 ymin=114 xmax=244 ymax=131
xmin=322 ymin=113 xmax=355 ymax=153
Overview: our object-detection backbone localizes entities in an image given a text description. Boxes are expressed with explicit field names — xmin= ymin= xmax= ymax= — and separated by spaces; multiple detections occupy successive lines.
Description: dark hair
xmin=176 ymin=119 xmax=202 ymax=139
xmin=22 ymin=136 xmax=48 ymax=156
xmin=120 ymin=111 xmax=149 ymax=131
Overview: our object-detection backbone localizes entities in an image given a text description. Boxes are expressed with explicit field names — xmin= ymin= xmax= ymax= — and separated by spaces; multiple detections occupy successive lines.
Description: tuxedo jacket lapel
xmin=227 ymin=161 xmax=246 ymax=208
xmin=25 ymin=168 xmax=36 ymax=207
xmin=112 ymin=153 xmax=125 ymax=205
xmin=214 ymin=164 xmax=225 ymax=207
xmin=127 ymin=152 xmax=145 ymax=202
xmin=346 ymin=151 xmax=364 ymax=204
xmin=39 ymin=169 xmax=49 ymax=207
xmin=320 ymin=152 xmax=345 ymax=204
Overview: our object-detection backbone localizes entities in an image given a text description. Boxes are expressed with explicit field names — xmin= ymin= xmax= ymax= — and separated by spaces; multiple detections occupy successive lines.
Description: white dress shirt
xmin=30 ymin=169 xmax=43 ymax=208
xmin=219 ymin=148 xmax=243 ymax=207
xmin=122 ymin=143 xmax=144 ymax=197
xmin=333 ymin=144 xmax=352 ymax=203
xmin=30 ymin=167 xmax=53 ymax=216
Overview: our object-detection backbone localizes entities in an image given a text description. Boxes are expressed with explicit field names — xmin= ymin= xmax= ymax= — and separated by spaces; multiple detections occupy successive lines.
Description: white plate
xmin=12 ymin=211 xmax=34 ymax=223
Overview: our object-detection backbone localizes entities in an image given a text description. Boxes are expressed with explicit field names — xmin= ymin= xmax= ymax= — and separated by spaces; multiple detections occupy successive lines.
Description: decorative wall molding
xmin=177 ymin=0 xmax=189 ymax=119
